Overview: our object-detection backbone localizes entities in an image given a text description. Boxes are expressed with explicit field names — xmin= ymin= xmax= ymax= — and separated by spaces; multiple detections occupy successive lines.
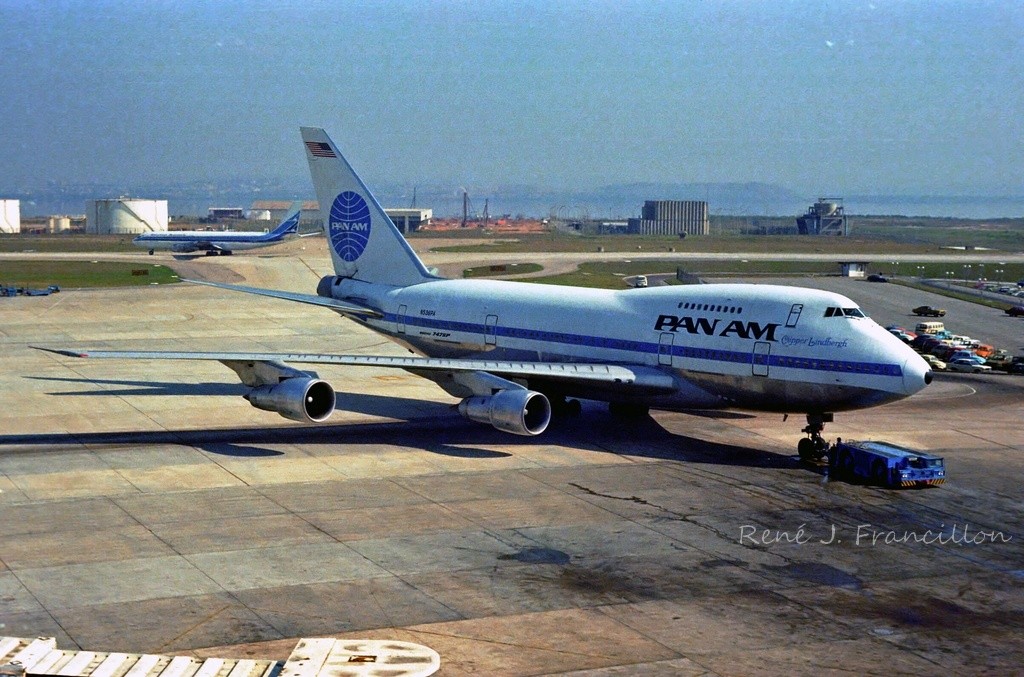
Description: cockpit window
xmin=824 ymin=306 xmax=866 ymax=318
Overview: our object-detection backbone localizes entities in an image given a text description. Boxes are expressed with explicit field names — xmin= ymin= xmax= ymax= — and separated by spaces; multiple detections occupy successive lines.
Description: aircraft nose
xmin=902 ymin=353 xmax=932 ymax=395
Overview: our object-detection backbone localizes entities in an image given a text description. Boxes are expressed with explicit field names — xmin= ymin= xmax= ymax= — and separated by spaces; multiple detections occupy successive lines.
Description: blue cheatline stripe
xmin=136 ymin=232 xmax=287 ymax=243
xmin=382 ymin=313 xmax=903 ymax=378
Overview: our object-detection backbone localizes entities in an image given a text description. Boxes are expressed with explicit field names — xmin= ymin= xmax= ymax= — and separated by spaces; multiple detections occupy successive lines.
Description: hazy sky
xmin=2 ymin=0 xmax=1021 ymax=196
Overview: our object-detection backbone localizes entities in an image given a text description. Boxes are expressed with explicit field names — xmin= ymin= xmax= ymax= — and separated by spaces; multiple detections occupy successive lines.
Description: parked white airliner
xmin=42 ymin=128 xmax=932 ymax=458
xmin=132 ymin=202 xmax=303 ymax=255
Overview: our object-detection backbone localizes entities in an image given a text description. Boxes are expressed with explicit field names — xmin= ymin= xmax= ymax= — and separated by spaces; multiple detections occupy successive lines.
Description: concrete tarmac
xmin=1 ymin=252 xmax=1023 ymax=675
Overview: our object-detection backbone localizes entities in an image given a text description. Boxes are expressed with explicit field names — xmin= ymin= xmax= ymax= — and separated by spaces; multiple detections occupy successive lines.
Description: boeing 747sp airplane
xmin=132 ymin=202 xmax=303 ymax=255
xmin=42 ymin=128 xmax=932 ymax=459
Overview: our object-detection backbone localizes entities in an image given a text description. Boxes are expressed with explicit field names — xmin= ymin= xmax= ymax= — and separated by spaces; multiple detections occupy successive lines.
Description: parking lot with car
xmin=752 ymin=277 xmax=1024 ymax=377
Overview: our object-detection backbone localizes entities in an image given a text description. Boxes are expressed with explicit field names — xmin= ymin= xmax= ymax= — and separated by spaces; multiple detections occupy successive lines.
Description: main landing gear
xmin=798 ymin=412 xmax=833 ymax=462
xmin=550 ymin=396 xmax=583 ymax=418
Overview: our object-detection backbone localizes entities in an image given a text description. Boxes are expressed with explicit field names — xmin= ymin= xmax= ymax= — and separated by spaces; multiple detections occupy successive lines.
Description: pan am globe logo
xmin=329 ymin=191 xmax=372 ymax=262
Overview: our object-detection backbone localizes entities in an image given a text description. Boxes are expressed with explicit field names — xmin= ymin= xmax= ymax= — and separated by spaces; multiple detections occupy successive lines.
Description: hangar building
xmin=628 ymin=200 xmax=709 ymax=236
xmin=251 ymin=201 xmax=431 ymax=234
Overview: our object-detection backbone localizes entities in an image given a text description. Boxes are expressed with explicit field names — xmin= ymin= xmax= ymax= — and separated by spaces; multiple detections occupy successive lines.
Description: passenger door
xmin=658 ymin=332 xmax=674 ymax=366
xmin=752 ymin=341 xmax=771 ymax=377
xmin=485 ymin=314 xmax=498 ymax=346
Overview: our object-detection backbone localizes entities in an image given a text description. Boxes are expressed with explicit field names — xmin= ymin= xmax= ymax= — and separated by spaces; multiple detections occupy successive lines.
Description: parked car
xmin=888 ymin=328 xmax=915 ymax=343
xmin=931 ymin=345 xmax=958 ymax=361
xmin=1006 ymin=306 xmax=1024 ymax=317
xmin=947 ymin=359 xmax=992 ymax=374
xmin=949 ymin=351 xmax=986 ymax=365
xmin=921 ymin=354 xmax=946 ymax=371
xmin=986 ymin=352 xmax=1015 ymax=370
xmin=913 ymin=333 xmax=942 ymax=350
xmin=912 ymin=306 xmax=946 ymax=317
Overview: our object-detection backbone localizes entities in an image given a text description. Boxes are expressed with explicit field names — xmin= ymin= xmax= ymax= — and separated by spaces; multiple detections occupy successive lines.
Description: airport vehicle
xmin=1 ymin=284 xmax=60 ymax=297
xmin=1006 ymin=305 xmax=1024 ymax=317
xmin=39 ymin=128 xmax=933 ymax=458
xmin=947 ymin=359 xmax=992 ymax=374
xmin=920 ymin=354 xmax=946 ymax=371
xmin=915 ymin=321 xmax=945 ymax=335
xmin=829 ymin=439 xmax=945 ymax=488
xmin=25 ymin=285 xmax=60 ymax=296
xmin=133 ymin=203 xmax=303 ymax=255
xmin=866 ymin=274 xmax=888 ymax=283
xmin=912 ymin=306 xmax=946 ymax=317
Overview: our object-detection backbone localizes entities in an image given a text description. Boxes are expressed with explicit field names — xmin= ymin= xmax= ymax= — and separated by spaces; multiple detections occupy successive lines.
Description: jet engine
xmin=458 ymin=389 xmax=551 ymax=436
xmin=244 ymin=377 xmax=336 ymax=423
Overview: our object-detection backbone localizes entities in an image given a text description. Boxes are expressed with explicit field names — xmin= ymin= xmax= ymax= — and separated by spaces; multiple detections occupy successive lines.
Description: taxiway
xmin=1 ymin=250 xmax=1022 ymax=675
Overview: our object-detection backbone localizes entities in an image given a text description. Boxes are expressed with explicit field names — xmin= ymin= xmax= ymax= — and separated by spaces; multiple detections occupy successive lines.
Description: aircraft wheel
xmin=551 ymin=397 xmax=583 ymax=418
xmin=797 ymin=437 xmax=816 ymax=461
xmin=872 ymin=461 xmax=889 ymax=486
xmin=148 ymin=249 xmax=154 ymax=255
xmin=840 ymin=451 xmax=855 ymax=478
xmin=608 ymin=402 xmax=649 ymax=419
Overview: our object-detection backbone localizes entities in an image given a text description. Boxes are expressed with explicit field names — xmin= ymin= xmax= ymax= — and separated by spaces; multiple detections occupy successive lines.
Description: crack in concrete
xmin=568 ymin=482 xmax=688 ymax=521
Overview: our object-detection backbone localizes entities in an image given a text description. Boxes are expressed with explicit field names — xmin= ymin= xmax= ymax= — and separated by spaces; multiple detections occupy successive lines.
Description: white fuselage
xmin=133 ymin=230 xmax=293 ymax=253
xmin=328 ymin=277 xmax=931 ymax=414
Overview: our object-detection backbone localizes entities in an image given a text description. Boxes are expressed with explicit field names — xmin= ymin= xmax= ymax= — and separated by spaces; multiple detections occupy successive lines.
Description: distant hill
xmin=14 ymin=178 xmax=1021 ymax=220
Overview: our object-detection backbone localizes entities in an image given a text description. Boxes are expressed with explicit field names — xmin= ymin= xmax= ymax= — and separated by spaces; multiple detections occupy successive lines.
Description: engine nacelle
xmin=244 ymin=377 xmax=336 ymax=423
xmin=458 ymin=389 xmax=551 ymax=436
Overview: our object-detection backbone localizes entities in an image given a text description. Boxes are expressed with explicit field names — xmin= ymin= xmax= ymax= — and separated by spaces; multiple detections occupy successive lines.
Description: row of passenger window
xmin=775 ymin=355 xmax=894 ymax=375
xmin=678 ymin=301 xmax=743 ymax=314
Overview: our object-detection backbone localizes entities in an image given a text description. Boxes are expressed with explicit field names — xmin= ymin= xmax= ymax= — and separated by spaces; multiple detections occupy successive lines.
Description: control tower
xmin=796 ymin=198 xmax=848 ymax=236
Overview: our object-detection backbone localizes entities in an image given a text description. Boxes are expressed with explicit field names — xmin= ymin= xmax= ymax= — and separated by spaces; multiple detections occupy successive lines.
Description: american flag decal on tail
xmin=305 ymin=141 xmax=337 ymax=158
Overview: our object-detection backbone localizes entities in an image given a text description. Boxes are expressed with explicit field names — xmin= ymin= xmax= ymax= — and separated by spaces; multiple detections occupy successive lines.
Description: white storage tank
xmin=86 ymin=198 xmax=168 ymax=234
xmin=47 ymin=216 xmax=72 ymax=233
xmin=0 ymin=199 xmax=20 ymax=233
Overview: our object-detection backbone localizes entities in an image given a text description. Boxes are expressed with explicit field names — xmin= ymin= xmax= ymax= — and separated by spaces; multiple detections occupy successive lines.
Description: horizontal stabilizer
xmin=181 ymin=278 xmax=382 ymax=317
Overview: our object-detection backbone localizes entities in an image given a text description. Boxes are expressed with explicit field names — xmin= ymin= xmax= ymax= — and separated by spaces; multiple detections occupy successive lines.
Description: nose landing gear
xmin=798 ymin=412 xmax=833 ymax=461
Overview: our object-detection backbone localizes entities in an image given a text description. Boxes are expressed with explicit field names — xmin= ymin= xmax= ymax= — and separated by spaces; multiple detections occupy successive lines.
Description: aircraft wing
xmin=181 ymin=279 xmax=383 ymax=318
xmin=34 ymin=348 xmax=677 ymax=394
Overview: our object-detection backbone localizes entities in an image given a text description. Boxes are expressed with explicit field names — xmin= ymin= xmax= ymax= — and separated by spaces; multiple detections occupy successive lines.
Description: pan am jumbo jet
xmin=42 ymin=127 xmax=932 ymax=460
xmin=132 ymin=202 xmax=304 ymax=255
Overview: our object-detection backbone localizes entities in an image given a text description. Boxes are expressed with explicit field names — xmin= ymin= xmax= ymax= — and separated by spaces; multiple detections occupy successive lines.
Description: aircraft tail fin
xmin=301 ymin=127 xmax=435 ymax=287
xmin=266 ymin=201 xmax=302 ymax=238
